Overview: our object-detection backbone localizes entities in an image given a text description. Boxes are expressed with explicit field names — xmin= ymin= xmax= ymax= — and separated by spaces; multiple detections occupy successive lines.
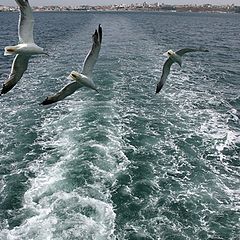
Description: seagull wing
xmin=41 ymin=82 xmax=83 ymax=105
xmin=16 ymin=0 xmax=34 ymax=43
xmin=176 ymin=47 xmax=209 ymax=56
xmin=81 ymin=24 xmax=102 ymax=78
xmin=1 ymin=54 xmax=30 ymax=95
xmin=156 ymin=58 xmax=174 ymax=94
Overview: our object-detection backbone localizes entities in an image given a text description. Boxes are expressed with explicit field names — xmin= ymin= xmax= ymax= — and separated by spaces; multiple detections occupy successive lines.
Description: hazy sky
xmin=1 ymin=0 xmax=239 ymax=6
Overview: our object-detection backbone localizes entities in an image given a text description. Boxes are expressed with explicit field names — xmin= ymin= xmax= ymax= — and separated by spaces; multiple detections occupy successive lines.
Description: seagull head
xmin=67 ymin=71 xmax=80 ymax=81
xmin=163 ymin=49 xmax=175 ymax=57
xmin=4 ymin=46 xmax=18 ymax=56
xmin=163 ymin=49 xmax=182 ymax=67
xmin=67 ymin=71 xmax=98 ymax=92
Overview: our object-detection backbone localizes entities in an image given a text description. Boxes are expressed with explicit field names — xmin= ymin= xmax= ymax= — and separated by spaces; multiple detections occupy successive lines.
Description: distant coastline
xmin=0 ymin=3 xmax=240 ymax=13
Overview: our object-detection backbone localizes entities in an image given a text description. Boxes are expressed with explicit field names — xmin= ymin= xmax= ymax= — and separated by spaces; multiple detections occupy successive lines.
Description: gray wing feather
xmin=176 ymin=47 xmax=209 ymax=56
xmin=1 ymin=54 xmax=30 ymax=95
xmin=82 ymin=25 xmax=102 ymax=78
xmin=16 ymin=0 xmax=34 ymax=43
xmin=156 ymin=58 xmax=174 ymax=93
xmin=41 ymin=82 xmax=83 ymax=105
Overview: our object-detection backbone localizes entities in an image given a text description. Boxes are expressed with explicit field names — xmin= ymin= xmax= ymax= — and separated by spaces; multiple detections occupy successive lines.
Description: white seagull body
xmin=156 ymin=48 xmax=209 ymax=93
xmin=1 ymin=0 xmax=47 ymax=95
xmin=41 ymin=24 xmax=102 ymax=105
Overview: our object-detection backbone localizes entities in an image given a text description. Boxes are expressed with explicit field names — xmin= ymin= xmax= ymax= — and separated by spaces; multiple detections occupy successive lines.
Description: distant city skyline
xmin=1 ymin=0 xmax=239 ymax=6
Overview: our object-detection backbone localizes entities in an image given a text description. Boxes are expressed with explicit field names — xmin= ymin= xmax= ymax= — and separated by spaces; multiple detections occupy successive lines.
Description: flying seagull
xmin=1 ymin=0 xmax=48 ymax=95
xmin=156 ymin=48 xmax=209 ymax=94
xmin=41 ymin=24 xmax=102 ymax=105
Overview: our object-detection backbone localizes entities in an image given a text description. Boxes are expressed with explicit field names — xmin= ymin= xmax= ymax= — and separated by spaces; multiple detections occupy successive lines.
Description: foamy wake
xmin=0 ymin=100 xmax=129 ymax=240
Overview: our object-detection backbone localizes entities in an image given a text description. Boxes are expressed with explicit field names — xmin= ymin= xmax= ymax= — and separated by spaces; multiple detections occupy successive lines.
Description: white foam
xmin=0 ymin=92 xmax=130 ymax=239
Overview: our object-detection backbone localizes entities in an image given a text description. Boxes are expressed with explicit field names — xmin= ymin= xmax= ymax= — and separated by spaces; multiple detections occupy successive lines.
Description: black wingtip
xmin=98 ymin=24 xmax=102 ymax=44
xmin=1 ymin=84 xmax=12 ymax=95
xmin=41 ymin=97 xmax=56 ymax=105
xmin=16 ymin=0 xmax=29 ymax=8
xmin=156 ymin=83 xmax=163 ymax=94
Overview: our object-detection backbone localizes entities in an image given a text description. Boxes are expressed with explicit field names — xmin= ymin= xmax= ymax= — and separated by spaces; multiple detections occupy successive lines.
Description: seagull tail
xmin=4 ymin=46 xmax=17 ymax=56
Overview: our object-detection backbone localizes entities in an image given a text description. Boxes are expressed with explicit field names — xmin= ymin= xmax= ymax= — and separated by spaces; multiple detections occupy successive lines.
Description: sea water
xmin=0 ymin=11 xmax=239 ymax=240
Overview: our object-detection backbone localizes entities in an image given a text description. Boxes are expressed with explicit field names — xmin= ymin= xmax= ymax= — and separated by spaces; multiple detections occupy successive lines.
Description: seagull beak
xmin=163 ymin=52 xmax=169 ymax=57
xmin=67 ymin=74 xmax=74 ymax=81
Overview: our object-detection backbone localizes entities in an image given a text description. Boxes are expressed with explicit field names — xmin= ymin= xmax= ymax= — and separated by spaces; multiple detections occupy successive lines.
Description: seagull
xmin=1 ymin=0 xmax=48 ymax=95
xmin=156 ymin=48 xmax=209 ymax=94
xmin=41 ymin=24 xmax=102 ymax=105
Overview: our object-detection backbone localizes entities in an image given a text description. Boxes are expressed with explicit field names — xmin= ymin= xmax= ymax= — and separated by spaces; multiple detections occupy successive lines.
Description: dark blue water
xmin=0 ymin=11 xmax=239 ymax=240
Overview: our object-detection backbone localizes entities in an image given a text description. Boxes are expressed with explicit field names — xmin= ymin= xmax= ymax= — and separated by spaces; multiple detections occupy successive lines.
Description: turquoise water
xmin=0 ymin=11 xmax=239 ymax=240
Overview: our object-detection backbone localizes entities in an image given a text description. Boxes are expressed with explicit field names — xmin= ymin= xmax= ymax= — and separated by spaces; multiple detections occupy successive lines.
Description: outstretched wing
xmin=81 ymin=24 xmax=102 ymax=78
xmin=1 ymin=54 xmax=30 ymax=95
xmin=156 ymin=58 xmax=174 ymax=94
xmin=16 ymin=0 xmax=34 ymax=43
xmin=41 ymin=82 xmax=83 ymax=105
xmin=176 ymin=47 xmax=209 ymax=56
